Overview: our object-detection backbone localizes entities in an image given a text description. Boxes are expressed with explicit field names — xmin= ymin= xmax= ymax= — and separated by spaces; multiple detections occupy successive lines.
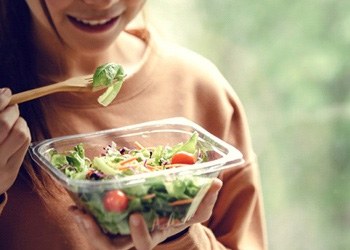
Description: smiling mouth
xmin=68 ymin=15 xmax=119 ymax=33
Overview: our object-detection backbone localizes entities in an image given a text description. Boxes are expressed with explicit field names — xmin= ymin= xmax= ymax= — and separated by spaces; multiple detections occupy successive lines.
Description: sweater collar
xmin=41 ymin=27 xmax=159 ymax=108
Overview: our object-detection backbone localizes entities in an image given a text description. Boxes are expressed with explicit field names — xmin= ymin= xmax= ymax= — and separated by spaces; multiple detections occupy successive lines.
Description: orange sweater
xmin=0 ymin=28 xmax=267 ymax=250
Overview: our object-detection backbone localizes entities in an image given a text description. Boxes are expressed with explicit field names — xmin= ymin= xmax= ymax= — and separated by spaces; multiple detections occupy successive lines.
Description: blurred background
xmin=147 ymin=1 xmax=350 ymax=249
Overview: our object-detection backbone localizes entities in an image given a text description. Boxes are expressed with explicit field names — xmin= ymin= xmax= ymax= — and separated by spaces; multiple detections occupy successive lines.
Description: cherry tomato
xmin=171 ymin=151 xmax=196 ymax=164
xmin=103 ymin=190 xmax=129 ymax=213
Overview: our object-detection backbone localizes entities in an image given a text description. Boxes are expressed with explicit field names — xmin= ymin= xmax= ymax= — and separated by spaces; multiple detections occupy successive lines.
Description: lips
xmin=67 ymin=15 xmax=119 ymax=33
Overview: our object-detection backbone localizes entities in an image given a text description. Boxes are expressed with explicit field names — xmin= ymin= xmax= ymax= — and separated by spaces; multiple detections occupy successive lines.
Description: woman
xmin=0 ymin=0 xmax=267 ymax=249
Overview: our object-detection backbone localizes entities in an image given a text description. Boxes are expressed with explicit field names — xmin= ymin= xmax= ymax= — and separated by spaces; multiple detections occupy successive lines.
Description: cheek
xmin=43 ymin=0 xmax=74 ymax=16
xmin=130 ymin=0 xmax=147 ymax=6
xmin=45 ymin=0 xmax=71 ymax=10
xmin=43 ymin=0 xmax=72 ymax=28
xmin=125 ymin=0 xmax=146 ymax=19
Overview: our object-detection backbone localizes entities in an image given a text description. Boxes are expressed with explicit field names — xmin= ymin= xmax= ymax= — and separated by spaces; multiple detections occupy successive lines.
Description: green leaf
xmin=50 ymin=154 xmax=68 ymax=167
xmin=92 ymin=63 xmax=122 ymax=87
xmin=92 ymin=157 xmax=119 ymax=175
xmin=164 ymin=179 xmax=190 ymax=199
xmin=74 ymin=143 xmax=85 ymax=159
xmin=174 ymin=132 xmax=199 ymax=154
xmin=92 ymin=62 xmax=126 ymax=106
xmin=97 ymin=80 xmax=124 ymax=106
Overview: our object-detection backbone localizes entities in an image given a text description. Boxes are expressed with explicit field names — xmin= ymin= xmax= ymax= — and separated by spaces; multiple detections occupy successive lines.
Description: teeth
xmin=75 ymin=17 xmax=112 ymax=26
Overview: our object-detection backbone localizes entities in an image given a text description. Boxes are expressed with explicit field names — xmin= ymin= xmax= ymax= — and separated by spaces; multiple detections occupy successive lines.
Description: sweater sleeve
xmin=0 ymin=192 xmax=8 ymax=215
xmin=209 ymin=63 xmax=267 ymax=249
xmin=203 ymin=78 xmax=267 ymax=249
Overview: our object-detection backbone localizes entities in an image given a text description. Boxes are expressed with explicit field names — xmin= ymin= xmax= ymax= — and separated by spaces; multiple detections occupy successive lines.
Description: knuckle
xmin=0 ymin=106 xmax=20 ymax=136
xmin=13 ymin=118 xmax=31 ymax=142
xmin=143 ymin=242 xmax=153 ymax=250
xmin=0 ymin=118 xmax=11 ymax=134
xmin=1 ymin=172 xmax=18 ymax=193
xmin=203 ymin=211 xmax=213 ymax=222
xmin=156 ymin=229 xmax=171 ymax=244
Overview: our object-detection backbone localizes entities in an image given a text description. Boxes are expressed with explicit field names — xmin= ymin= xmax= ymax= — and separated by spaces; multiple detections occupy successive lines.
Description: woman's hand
xmin=69 ymin=178 xmax=223 ymax=250
xmin=0 ymin=88 xmax=31 ymax=194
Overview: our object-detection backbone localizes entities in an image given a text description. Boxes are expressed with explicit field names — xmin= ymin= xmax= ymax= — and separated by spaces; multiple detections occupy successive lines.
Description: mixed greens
xmin=49 ymin=132 xmax=214 ymax=235
xmin=92 ymin=63 xmax=126 ymax=106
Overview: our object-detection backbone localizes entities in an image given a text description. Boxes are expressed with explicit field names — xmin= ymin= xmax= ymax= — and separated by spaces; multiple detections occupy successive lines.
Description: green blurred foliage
xmin=148 ymin=1 xmax=350 ymax=249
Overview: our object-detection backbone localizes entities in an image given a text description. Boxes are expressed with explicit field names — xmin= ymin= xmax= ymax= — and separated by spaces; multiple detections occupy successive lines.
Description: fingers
xmin=148 ymin=179 xmax=223 ymax=245
xmin=0 ymin=141 xmax=30 ymax=194
xmin=201 ymin=178 xmax=223 ymax=208
xmin=189 ymin=178 xmax=223 ymax=223
xmin=0 ymin=88 xmax=11 ymax=110
xmin=69 ymin=206 xmax=133 ymax=250
xmin=129 ymin=214 xmax=153 ymax=250
xmin=0 ymin=89 xmax=31 ymax=194
xmin=123 ymin=179 xmax=223 ymax=249
xmin=0 ymin=104 xmax=19 ymax=144
xmin=0 ymin=117 xmax=31 ymax=162
xmin=69 ymin=207 xmax=113 ymax=247
xmin=209 ymin=178 xmax=223 ymax=193
xmin=67 ymin=179 xmax=223 ymax=250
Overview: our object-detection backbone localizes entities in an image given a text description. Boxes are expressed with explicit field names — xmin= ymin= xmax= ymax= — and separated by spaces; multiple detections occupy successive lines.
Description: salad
xmin=92 ymin=62 xmax=126 ymax=106
xmin=49 ymin=132 xmax=214 ymax=235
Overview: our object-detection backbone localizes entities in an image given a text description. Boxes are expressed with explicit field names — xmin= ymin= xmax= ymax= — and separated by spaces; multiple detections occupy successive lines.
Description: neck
xmin=33 ymin=29 xmax=146 ymax=83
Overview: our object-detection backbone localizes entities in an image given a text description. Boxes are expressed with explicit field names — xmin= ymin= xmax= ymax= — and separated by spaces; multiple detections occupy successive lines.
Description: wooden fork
xmin=9 ymin=74 xmax=103 ymax=105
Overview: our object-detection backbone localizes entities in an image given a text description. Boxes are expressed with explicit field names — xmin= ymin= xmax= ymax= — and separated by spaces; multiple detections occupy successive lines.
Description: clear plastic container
xmin=30 ymin=117 xmax=244 ymax=235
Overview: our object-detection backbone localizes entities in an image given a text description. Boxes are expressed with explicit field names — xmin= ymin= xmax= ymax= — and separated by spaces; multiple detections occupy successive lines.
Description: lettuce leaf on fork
xmin=92 ymin=63 xmax=126 ymax=106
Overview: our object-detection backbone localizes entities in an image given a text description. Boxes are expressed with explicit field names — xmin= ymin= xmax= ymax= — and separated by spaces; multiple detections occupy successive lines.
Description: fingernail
xmin=74 ymin=215 xmax=90 ymax=230
xmin=213 ymin=178 xmax=223 ymax=190
xmin=130 ymin=215 xmax=140 ymax=226
xmin=73 ymin=215 xmax=82 ymax=225
xmin=0 ymin=88 xmax=11 ymax=96
xmin=81 ymin=219 xmax=91 ymax=229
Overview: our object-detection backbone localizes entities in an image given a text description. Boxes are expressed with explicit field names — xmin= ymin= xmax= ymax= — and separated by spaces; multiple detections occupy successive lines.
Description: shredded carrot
xmin=169 ymin=198 xmax=193 ymax=206
xmin=142 ymin=193 xmax=156 ymax=200
xmin=118 ymin=165 xmax=132 ymax=170
xmin=146 ymin=166 xmax=153 ymax=171
xmin=119 ymin=156 xmax=138 ymax=165
xmin=146 ymin=164 xmax=158 ymax=171
xmin=164 ymin=164 xmax=184 ymax=169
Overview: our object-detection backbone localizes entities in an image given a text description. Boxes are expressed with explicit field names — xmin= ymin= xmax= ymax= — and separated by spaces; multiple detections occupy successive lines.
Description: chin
xmin=68 ymin=38 xmax=117 ymax=57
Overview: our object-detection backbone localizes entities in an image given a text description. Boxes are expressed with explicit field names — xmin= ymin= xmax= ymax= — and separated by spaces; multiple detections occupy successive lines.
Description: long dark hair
xmin=0 ymin=1 xmax=54 ymax=194
xmin=0 ymin=1 xmax=149 ymax=195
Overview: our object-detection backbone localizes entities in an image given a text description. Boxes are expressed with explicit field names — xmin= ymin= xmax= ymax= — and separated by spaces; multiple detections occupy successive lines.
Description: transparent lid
xmin=30 ymin=117 xmax=244 ymax=191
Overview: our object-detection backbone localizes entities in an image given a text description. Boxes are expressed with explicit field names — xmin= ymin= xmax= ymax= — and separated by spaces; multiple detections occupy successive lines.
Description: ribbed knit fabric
xmin=0 ymin=28 xmax=267 ymax=250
